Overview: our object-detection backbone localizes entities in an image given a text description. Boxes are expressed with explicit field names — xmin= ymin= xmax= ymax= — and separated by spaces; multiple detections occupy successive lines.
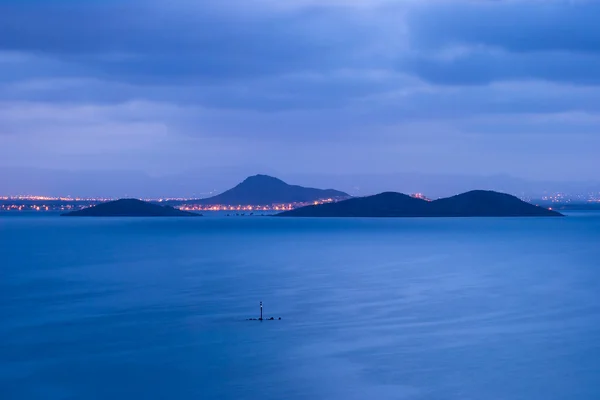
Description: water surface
xmin=1 ymin=215 xmax=599 ymax=399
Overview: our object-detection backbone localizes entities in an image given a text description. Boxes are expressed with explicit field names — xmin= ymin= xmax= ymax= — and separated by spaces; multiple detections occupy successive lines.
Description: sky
xmin=1 ymin=0 xmax=599 ymax=197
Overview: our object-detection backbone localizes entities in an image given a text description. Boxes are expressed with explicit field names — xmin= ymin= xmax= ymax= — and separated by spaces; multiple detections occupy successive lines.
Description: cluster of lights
xmin=410 ymin=193 xmax=432 ymax=201
xmin=541 ymin=192 xmax=600 ymax=203
xmin=0 ymin=204 xmax=87 ymax=212
xmin=0 ymin=197 xmax=344 ymax=212
xmin=179 ymin=205 xmax=291 ymax=212
xmin=178 ymin=198 xmax=338 ymax=212
xmin=1 ymin=195 xmax=210 ymax=202
xmin=4 ymin=191 xmax=600 ymax=213
xmin=2 ymin=195 xmax=113 ymax=201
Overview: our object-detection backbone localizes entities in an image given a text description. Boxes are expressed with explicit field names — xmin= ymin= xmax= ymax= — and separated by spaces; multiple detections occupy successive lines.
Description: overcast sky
xmin=1 ymin=0 xmax=599 ymax=197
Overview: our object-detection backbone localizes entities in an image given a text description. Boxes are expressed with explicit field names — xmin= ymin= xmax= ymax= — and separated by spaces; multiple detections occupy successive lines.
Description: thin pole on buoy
xmin=260 ymin=301 xmax=263 ymax=320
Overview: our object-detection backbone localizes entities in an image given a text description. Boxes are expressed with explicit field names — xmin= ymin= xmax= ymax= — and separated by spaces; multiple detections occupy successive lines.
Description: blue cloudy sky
xmin=0 ymin=0 xmax=599 ymax=197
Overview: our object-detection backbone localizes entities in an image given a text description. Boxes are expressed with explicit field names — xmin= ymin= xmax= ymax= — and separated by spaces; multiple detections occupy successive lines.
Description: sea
xmin=1 ymin=212 xmax=600 ymax=400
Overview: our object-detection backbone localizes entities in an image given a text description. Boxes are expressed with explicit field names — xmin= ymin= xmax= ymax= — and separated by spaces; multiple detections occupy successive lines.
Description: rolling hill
xmin=62 ymin=199 xmax=200 ymax=217
xmin=277 ymin=190 xmax=562 ymax=217
xmin=183 ymin=175 xmax=350 ymax=206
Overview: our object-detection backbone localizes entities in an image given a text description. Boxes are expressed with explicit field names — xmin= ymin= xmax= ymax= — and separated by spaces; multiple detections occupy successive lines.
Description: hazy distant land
xmin=62 ymin=190 xmax=561 ymax=218
xmin=0 ymin=175 xmax=581 ymax=216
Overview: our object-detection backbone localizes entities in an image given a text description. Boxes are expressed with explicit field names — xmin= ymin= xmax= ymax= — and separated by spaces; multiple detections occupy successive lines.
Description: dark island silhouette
xmin=62 ymin=199 xmax=200 ymax=217
xmin=177 ymin=174 xmax=350 ymax=206
xmin=277 ymin=190 xmax=563 ymax=217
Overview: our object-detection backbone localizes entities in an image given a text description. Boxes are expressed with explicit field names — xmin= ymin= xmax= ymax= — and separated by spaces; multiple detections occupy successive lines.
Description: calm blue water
xmin=1 ymin=215 xmax=599 ymax=400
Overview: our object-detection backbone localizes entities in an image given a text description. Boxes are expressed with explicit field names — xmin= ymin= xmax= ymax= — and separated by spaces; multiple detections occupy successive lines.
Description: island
xmin=277 ymin=190 xmax=563 ymax=217
xmin=171 ymin=174 xmax=350 ymax=207
xmin=61 ymin=199 xmax=200 ymax=217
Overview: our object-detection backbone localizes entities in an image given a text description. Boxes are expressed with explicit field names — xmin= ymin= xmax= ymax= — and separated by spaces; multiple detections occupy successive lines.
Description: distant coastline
xmin=2 ymin=174 xmax=594 ymax=216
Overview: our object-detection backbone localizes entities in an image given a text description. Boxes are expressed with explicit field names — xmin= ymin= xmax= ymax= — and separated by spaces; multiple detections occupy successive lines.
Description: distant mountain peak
xmin=374 ymin=191 xmax=418 ymax=199
xmin=240 ymin=174 xmax=287 ymax=185
xmin=188 ymin=175 xmax=350 ymax=206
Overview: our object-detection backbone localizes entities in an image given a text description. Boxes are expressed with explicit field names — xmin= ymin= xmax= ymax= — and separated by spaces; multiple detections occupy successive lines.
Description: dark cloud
xmin=1 ymin=1 xmax=599 ymax=97
xmin=0 ymin=0 xmax=599 ymax=194
xmin=404 ymin=0 xmax=600 ymax=86
xmin=0 ymin=0 xmax=377 ymax=83
xmin=403 ymin=50 xmax=600 ymax=86
xmin=408 ymin=1 xmax=600 ymax=54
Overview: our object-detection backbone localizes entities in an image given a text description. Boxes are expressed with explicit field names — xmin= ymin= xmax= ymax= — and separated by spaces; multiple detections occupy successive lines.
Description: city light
xmin=410 ymin=193 xmax=432 ymax=201
xmin=0 ymin=196 xmax=344 ymax=212
xmin=2 ymin=192 xmax=600 ymax=213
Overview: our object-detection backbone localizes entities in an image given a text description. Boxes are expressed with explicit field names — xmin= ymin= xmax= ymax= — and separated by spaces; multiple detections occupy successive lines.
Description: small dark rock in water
xmin=278 ymin=317 xmax=281 ymax=320
xmin=269 ymin=317 xmax=274 ymax=320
